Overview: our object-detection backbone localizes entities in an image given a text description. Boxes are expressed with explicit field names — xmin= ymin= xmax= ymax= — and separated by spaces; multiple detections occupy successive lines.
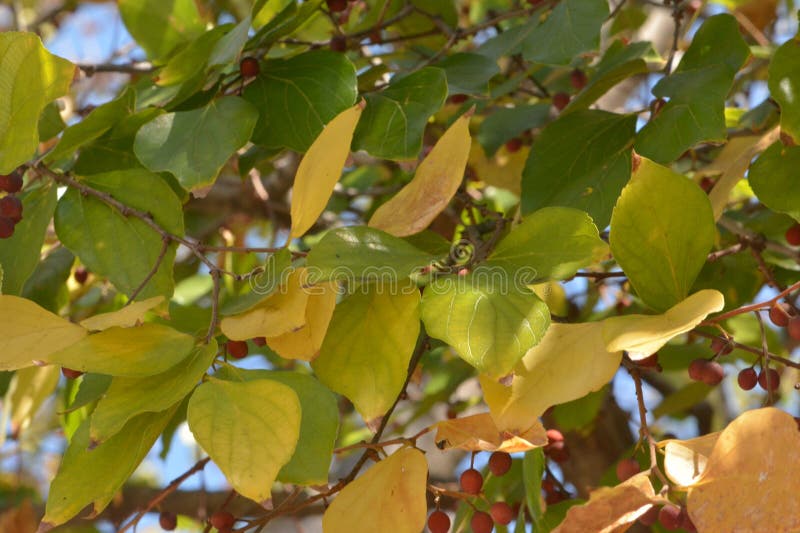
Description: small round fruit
xmin=637 ymin=352 xmax=660 ymax=369
xmin=471 ymin=511 xmax=494 ymax=533
xmin=638 ymin=506 xmax=659 ymax=526
xmin=74 ymin=266 xmax=89 ymax=285
xmin=448 ymin=94 xmax=469 ymax=105
xmin=737 ymin=367 xmax=757 ymax=390
xmin=615 ymin=458 xmax=640 ymax=482
xmin=0 ymin=217 xmax=14 ymax=239
xmin=552 ymin=92 xmax=570 ymax=111
xmin=658 ymin=505 xmax=682 ymax=530
xmin=209 ymin=510 xmax=235 ymax=530
xmin=159 ymin=511 xmax=177 ymax=531
xmin=544 ymin=489 xmax=566 ymax=505
xmin=460 ymin=468 xmax=483 ymax=494
xmin=569 ymin=69 xmax=587 ymax=90
xmin=699 ymin=176 xmax=714 ymax=193
xmin=547 ymin=441 xmax=570 ymax=463
xmin=330 ymin=35 xmax=347 ymax=52
xmin=239 ymin=57 xmax=260 ymax=79
xmin=0 ymin=195 xmax=23 ymax=223
xmin=227 ymin=340 xmax=249 ymax=359
xmin=769 ymin=302 xmax=792 ymax=327
xmin=700 ymin=361 xmax=725 ymax=386
xmin=545 ymin=428 xmax=564 ymax=444
xmin=758 ymin=367 xmax=780 ymax=391
xmin=504 ymin=138 xmax=523 ymax=153
xmin=710 ymin=337 xmax=733 ymax=355
xmin=61 ymin=367 xmax=83 ymax=379
xmin=688 ymin=358 xmax=707 ymax=381
xmin=788 ymin=316 xmax=800 ymax=341
xmin=488 ymin=451 xmax=512 ymax=476
xmin=0 ymin=173 xmax=22 ymax=193
xmin=490 ymin=502 xmax=514 ymax=525
xmin=252 ymin=336 xmax=267 ymax=347
xmin=680 ymin=508 xmax=697 ymax=532
xmin=427 ymin=510 xmax=450 ymax=533
xmin=785 ymin=223 xmax=800 ymax=246
xmin=326 ymin=0 xmax=347 ymax=12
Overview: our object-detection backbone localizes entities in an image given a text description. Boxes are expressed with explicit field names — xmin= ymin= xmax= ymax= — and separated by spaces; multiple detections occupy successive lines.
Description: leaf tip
xmin=37 ymin=522 xmax=55 ymax=533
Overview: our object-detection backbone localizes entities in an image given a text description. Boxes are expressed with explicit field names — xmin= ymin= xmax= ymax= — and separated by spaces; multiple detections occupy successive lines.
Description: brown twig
xmin=125 ymin=236 xmax=171 ymax=304
xmin=702 ymin=280 xmax=800 ymax=324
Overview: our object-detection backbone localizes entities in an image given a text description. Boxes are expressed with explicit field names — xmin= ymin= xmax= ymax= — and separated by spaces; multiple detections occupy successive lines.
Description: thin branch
xmin=77 ymin=62 xmax=155 ymax=76
xmin=126 ymin=236 xmax=171 ymax=304
xmin=754 ymin=311 xmax=775 ymax=404
xmin=206 ymin=270 xmax=222 ymax=344
xmin=624 ymin=359 xmax=669 ymax=490
xmin=692 ymin=329 xmax=800 ymax=370
xmin=703 ymin=280 xmax=800 ymax=324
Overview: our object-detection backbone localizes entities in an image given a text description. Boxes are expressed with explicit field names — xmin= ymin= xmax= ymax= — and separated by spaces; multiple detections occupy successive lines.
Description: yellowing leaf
xmin=369 ymin=111 xmax=472 ymax=236
xmin=290 ymin=103 xmax=364 ymax=239
xmin=220 ymin=268 xmax=310 ymax=340
xmin=662 ymin=432 xmax=720 ymax=487
xmin=480 ymin=322 xmax=622 ymax=433
xmin=266 ymin=282 xmax=338 ymax=361
xmin=687 ymin=407 xmax=800 ymax=532
xmin=433 ymin=412 xmax=547 ymax=452
xmin=602 ymin=289 xmax=724 ymax=359
xmin=1 ymin=366 xmax=60 ymax=447
xmin=553 ymin=473 xmax=662 ymax=533
xmin=323 ymin=447 xmax=428 ymax=533
xmin=468 ymin=141 xmax=527 ymax=194
xmin=46 ymin=323 xmax=195 ymax=376
xmin=187 ymin=378 xmax=301 ymax=506
xmin=0 ymin=295 xmax=87 ymax=371
xmin=79 ymin=296 xmax=165 ymax=331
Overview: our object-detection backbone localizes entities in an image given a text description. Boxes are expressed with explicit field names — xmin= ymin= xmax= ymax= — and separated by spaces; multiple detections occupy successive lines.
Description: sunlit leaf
xmin=80 ymin=296 xmax=165 ymax=331
xmin=118 ymin=0 xmax=205 ymax=59
xmin=433 ymin=412 xmax=547 ymax=452
xmin=768 ymin=35 xmax=800 ymax=144
xmin=661 ymin=432 xmax=719 ymax=487
xmin=748 ymin=142 xmax=800 ymax=222
xmin=266 ymin=282 xmax=338 ymax=361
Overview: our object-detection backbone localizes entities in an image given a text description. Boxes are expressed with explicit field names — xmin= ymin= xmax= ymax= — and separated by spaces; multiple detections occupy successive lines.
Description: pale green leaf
xmin=118 ymin=0 xmax=205 ymax=60
xmin=768 ymin=36 xmax=800 ymax=143
xmin=748 ymin=142 xmax=800 ymax=222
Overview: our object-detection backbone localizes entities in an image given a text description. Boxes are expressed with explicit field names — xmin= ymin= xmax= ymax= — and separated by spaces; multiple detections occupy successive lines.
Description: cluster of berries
xmin=0 ymin=170 xmax=24 ymax=239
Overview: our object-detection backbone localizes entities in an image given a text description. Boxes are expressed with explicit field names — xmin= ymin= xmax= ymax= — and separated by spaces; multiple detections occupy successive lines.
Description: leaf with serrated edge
xmin=290 ymin=102 xmax=364 ymax=239
xmin=266 ymin=282 xmax=337 ymax=361
xmin=433 ymin=413 xmax=547 ymax=452
xmin=0 ymin=295 xmax=87 ymax=371
xmin=323 ymin=447 xmax=427 ymax=533
xmin=602 ymin=289 xmax=724 ymax=359
xmin=480 ymin=322 xmax=621 ymax=433
xmin=187 ymin=378 xmax=301 ymax=505
xmin=80 ymin=296 xmax=165 ymax=331
xmin=369 ymin=110 xmax=471 ymax=236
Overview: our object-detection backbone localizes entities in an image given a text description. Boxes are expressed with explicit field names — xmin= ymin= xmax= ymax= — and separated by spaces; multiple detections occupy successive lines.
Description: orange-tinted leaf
xmin=661 ymin=432 xmax=720 ymax=487
xmin=433 ymin=412 xmax=547 ymax=452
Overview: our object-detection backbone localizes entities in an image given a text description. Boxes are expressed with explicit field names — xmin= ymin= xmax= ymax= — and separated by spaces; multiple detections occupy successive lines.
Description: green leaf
xmin=306 ymin=227 xmax=436 ymax=283
xmin=0 ymin=181 xmax=58 ymax=294
xmin=243 ymin=51 xmax=357 ymax=152
xmin=46 ymin=324 xmax=195 ymax=377
xmin=54 ymin=169 xmax=183 ymax=298
xmin=45 ymin=88 xmax=136 ymax=164
xmin=522 ymin=0 xmax=608 ymax=65
xmin=155 ymin=26 xmax=228 ymax=86
xmin=312 ymin=284 xmax=420 ymax=425
xmin=653 ymin=381 xmax=712 ymax=419
xmin=215 ymin=367 xmax=339 ymax=486
xmin=38 ymin=101 xmax=66 ymax=142
xmin=476 ymin=104 xmax=550 ymax=157
xmin=352 ymin=68 xmax=447 ymax=160
xmin=220 ymin=248 xmax=293 ymax=315
xmin=609 ymin=157 xmax=715 ymax=311
xmin=42 ymin=407 xmax=176 ymax=528
xmin=133 ymin=96 xmax=257 ymax=191
xmin=209 ymin=16 xmax=253 ymax=67
xmin=421 ymin=275 xmax=550 ymax=378
xmin=552 ymin=387 xmax=608 ymax=432
xmin=21 ymin=247 xmax=74 ymax=312
xmin=523 ymin=449 xmax=546 ymax=523
xmin=436 ymin=53 xmax=500 ymax=94
xmin=486 ymin=207 xmax=609 ymax=283
xmin=89 ymin=341 xmax=216 ymax=444
xmin=520 ymin=112 xmax=636 ymax=228
xmin=635 ymin=14 xmax=750 ymax=163
xmin=187 ymin=377 xmax=301 ymax=505
xmin=0 ymin=32 xmax=74 ymax=173
xmin=66 ymin=373 xmax=112 ymax=413
xmin=748 ymin=142 xmax=800 ymax=222
xmin=768 ymin=36 xmax=800 ymax=143
xmin=118 ymin=0 xmax=205 ymax=60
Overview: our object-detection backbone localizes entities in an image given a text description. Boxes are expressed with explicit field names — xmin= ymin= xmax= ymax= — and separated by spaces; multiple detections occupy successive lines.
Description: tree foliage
xmin=0 ymin=0 xmax=799 ymax=532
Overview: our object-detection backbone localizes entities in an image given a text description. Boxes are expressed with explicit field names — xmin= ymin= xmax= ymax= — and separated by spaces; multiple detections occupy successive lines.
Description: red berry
xmin=227 ymin=340 xmax=249 ymax=359
xmin=545 ymin=428 xmax=563 ymax=444
xmin=700 ymin=361 xmax=725 ymax=386
xmin=488 ymin=451 xmax=512 ymax=476
xmin=159 ymin=511 xmax=177 ymax=531
xmin=785 ymin=223 xmax=800 ymax=246
xmin=637 ymin=352 xmax=660 ymax=370
xmin=658 ymin=505 xmax=682 ymax=530
xmin=209 ymin=510 xmax=235 ymax=530
xmin=544 ymin=489 xmax=566 ymax=505
xmin=460 ymin=468 xmax=483 ymax=494
xmin=710 ymin=337 xmax=733 ymax=355
xmin=0 ymin=195 xmax=22 ymax=223
xmin=688 ymin=358 xmax=707 ymax=381
xmin=490 ymin=502 xmax=513 ymax=525
xmin=448 ymin=94 xmax=469 ymax=105
xmin=546 ymin=441 xmax=570 ymax=463
xmin=758 ymin=367 xmax=781 ymax=391
xmin=638 ymin=505 xmax=659 ymax=526
xmin=552 ymin=92 xmax=570 ymax=111
xmin=326 ymin=0 xmax=347 ymax=12
xmin=0 ymin=172 xmax=22 ymax=193
xmin=471 ymin=511 xmax=494 ymax=533
xmin=615 ymin=458 xmax=640 ymax=482
xmin=569 ymin=69 xmax=587 ymax=90
xmin=504 ymin=138 xmax=523 ymax=153
xmin=0 ymin=217 xmax=13 ymax=239
xmin=788 ymin=316 xmax=800 ymax=341
xmin=74 ymin=266 xmax=89 ymax=285
xmin=541 ymin=478 xmax=556 ymax=493
xmin=427 ymin=510 xmax=450 ymax=533
xmin=680 ymin=508 xmax=697 ymax=532
xmin=61 ymin=367 xmax=83 ymax=379
xmin=527 ymin=0 xmax=545 ymax=5
xmin=769 ymin=303 xmax=792 ymax=327
xmin=330 ymin=35 xmax=347 ymax=52
xmin=699 ymin=176 xmax=715 ymax=193
xmin=239 ymin=57 xmax=260 ymax=79
xmin=737 ymin=367 xmax=757 ymax=390
xmin=252 ymin=337 xmax=267 ymax=347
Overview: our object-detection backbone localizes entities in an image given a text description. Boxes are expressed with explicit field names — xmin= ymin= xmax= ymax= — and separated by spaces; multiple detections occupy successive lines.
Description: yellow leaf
xmin=661 ymin=432 xmax=720 ymax=487
xmin=2 ymin=366 xmax=60 ymax=441
xmin=79 ymin=296 xmax=165 ymax=331
xmin=531 ymin=281 xmax=569 ymax=316
xmin=220 ymin=268 xmax=310 ymax=340
xmin=480 ymin=322 xmax=622 ymax=433
xmin=266 ymin=282 xmax=338 ymax=361
xmin=602 ymin=289 xmax=724 ymax=359
xmin=467 ymin=141 xmax=527 ymax=194
xmin=369 ymin=111 xmax=472 ymax=236
xmin=323 ymin=447 xmax=428 ymax=533
xmin=290 ymin=103 xmax=364 ymax=239
xmin=0 ymin=295 xmax=87 ymax=371
xmin=553 ymin=472 xmax=662 ymax=533
xmin=687 ymin=407 xmax=800 ymax=532
xmin=433 ymin=412 xmax=547 ymax=452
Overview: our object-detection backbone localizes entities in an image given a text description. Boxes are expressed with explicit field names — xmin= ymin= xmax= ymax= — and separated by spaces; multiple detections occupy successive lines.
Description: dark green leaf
xmin=477 ymin=104 xmax=550 ymax=156
xmin=437 ymin=53 xmax=500 ymax=94
xmin=768 ymin=36 xmax=800 ymax=143
xmin=21 ymin=247 xmax=74 ymax=312
xmin=522 ymin=0 xmax=608 ymax=65
xmin=748 ymin=142 xmax=800 ymax=222
xmin=118 ymin=0 xmax=205 ymax=60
